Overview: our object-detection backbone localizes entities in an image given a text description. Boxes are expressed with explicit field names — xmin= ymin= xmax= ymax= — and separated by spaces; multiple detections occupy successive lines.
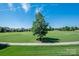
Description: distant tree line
xmin=0 ymin=26 xmax=79 ymax=33
xmin=0 ymin=26 xmax=31 ymax=32
xmin=47 ymin=26 xmax=79 ymax=31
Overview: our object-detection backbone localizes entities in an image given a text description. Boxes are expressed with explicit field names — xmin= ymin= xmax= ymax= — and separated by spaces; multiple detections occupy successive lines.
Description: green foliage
xmin=32 ymin=12 xmax=48 ymax=38
xmin=59 ymin=26 xmax=78 ymax=31
xmin=0 ymin=26 xmax=30 ymax=32
xmin=48 ymin=26 xmax=54 ymax=31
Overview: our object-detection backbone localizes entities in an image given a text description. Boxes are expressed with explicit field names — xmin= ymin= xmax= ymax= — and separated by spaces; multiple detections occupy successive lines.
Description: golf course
xmin=0 ymin=31 xmax=79 ymax=42
xmin=0 ymin=31 xmax=79 ymax=56
xmin=0 ymin=45 xmax=79 ymax=56
xmin=0 ymin=3 xmax=79 ymax=56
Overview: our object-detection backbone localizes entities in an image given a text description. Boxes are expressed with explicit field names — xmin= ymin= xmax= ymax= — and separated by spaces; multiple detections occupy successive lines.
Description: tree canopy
xmin=32 ymin=12 xmax=48 ymax=39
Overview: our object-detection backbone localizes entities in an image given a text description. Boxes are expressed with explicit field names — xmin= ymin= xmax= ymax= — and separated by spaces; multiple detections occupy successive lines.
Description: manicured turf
xmin=0 ymin=32 xmax=36 ymax=42
xmin=0 ymin=31 xmax=79 ymax=42
xmin=47 ymin=31 xmax=79 ymax=42
xmin=0 ymin=45 xmax=79 ymax=56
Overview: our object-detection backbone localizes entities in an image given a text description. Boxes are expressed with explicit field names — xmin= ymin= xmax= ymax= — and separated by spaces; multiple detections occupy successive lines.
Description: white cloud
xmin=35 ymin=7 xmax=42 ymax=13
xmin=8 ymin=3 xmax=13 ymax=11
xmin=21 ymin=3 xmax=31 ymax=13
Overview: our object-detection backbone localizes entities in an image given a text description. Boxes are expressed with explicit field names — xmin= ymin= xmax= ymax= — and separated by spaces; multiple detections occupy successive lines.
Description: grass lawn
xmin=0 ymin=31 xmax=79 ymax=42
xmin=0 ymin=45 xmax=79 ymax=56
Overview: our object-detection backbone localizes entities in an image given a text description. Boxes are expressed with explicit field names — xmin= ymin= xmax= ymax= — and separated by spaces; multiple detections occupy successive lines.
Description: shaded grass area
xmin=36 ymin=37 xmax=59 ymax=43
xmin=0 ymin=31 xmax=79 ymax=42
xmin=0 ymin=45 xmax=79 ymax=56
xmin=0 ymin=44 xmax=9 ymax=50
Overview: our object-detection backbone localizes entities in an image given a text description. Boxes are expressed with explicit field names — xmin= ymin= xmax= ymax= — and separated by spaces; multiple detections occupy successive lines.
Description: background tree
xmin=32 ymin=12 xmax=48 ymax=40
xmin=48 ymin=26 xmax=54 ymax=31
xmin=70 ymin=27 xmax=75 ymax=31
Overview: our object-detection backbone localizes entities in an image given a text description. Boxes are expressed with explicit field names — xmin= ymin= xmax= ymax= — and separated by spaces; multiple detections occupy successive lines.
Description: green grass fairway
xmin=0 ymin=31 xmax=79 ymax=42
xmin=0 ymin=45 xmax=79 ymax=56
xmin=0 ymin=32 xmax=36 ymax=42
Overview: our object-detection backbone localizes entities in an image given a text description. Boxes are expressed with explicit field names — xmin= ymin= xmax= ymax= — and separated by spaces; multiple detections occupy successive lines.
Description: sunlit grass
xmin=0 ymin=45 xmax=79 ymax=56
xmin=0 ymin=31 xmax=79 ymax=42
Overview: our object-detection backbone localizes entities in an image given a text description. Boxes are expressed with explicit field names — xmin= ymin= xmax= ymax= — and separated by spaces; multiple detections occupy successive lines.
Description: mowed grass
xmin=0 ymin=32 xmax=36 ymax=42
xmin=0 ymin=45 xmax=79 ymax=56
xmin=47 ymin=31 xmax=79 ymax=42
xmin=0 ymin=31 xmax=79 ymax=42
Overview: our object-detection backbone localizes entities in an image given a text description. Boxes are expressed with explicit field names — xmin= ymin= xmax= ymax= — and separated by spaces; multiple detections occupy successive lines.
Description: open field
xmin=0 ymin=31 xmax=79 ymax=42
xmin=0 ymin=31 xmax=79 ymax=56
xmin=0 ymin=45 xmax=79 ymax=56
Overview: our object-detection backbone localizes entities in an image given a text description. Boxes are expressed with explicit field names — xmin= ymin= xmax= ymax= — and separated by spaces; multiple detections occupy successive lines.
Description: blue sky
xmin=0 ymin=3 xmax=79 ymax=28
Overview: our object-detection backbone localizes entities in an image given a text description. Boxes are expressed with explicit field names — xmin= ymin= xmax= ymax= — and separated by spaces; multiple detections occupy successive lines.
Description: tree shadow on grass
xmin=0 ymin=44 xmax=9 ymax=50
xmin=36 ymin=37 xmax=60 ymax=43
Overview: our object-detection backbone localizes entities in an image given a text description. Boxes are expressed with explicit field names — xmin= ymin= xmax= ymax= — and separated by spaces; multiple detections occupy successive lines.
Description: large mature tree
xmin=32 ymin=12 xmax=48 ymax=39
